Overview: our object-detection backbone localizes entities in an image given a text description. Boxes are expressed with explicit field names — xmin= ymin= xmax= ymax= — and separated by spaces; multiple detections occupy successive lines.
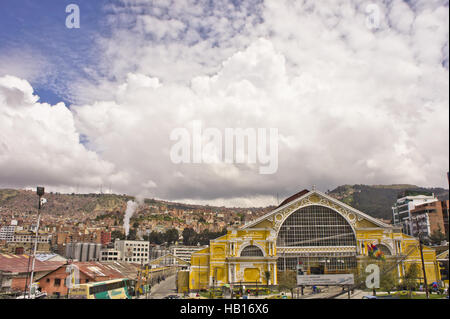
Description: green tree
xmin=278 ymin=270 xmax=297 ymax=298
xmin=430 ymin=227 xmax=446 ymax=246
xmin=111 ymin=230 xmax=125 ymax=241
xmin=198 ymin=217 xmax=206 ymax=223
xmin=403 ymin=263 xmax=420 ymax=298
xmin=182 ymin=228 xmax=198 ymax=245
xmin=128 ymin=228 xmax=137 ymax=240
xmin=148 ymin=231 xmax=163 ymax=244
xmin=164 ymin=228 xmax=179 ymax=245
xmin=379 ymin=261 xmax=399 ymax=294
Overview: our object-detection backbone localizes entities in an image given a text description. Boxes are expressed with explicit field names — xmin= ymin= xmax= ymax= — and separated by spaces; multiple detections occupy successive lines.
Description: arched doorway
xmin=276 ymin=205 xmax=357 ymax=274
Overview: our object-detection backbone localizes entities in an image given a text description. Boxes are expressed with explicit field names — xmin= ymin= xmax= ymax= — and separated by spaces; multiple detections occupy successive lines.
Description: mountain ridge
xmin=1 ymin=184 xmax=448 ymax=222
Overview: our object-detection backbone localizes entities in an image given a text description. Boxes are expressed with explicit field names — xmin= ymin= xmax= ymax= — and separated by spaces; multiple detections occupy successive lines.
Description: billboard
xmin=297 ymin=274 xmax=354 ymax=286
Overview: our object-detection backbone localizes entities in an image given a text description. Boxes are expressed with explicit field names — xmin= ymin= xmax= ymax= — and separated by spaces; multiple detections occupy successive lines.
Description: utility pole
xmin=446 ymin=172 xmax=449 ymax=298
xmin=415 ymin=217 xmax=429 ymax=299
xmin=28 ymin=186 xmax=45 ymax=298
xmin=447 ymin=172 xmax=449 ymax=298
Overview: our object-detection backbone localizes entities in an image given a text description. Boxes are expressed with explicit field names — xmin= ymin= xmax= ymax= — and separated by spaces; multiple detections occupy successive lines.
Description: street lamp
xmin=28 ymin=186 xmax=45 ymax=298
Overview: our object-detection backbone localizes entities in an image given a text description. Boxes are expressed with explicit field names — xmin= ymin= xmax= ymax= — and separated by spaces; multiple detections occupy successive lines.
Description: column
xmin=273 ymin=262 xmax=277 ymax=285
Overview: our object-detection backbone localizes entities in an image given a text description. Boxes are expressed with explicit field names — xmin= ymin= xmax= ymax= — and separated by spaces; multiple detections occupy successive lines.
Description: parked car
xmin=163 ymin=294 xmax=181 ymax=299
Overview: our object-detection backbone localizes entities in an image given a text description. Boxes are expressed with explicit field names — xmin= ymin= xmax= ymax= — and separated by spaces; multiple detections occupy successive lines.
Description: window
xmin=378 ymin=244 xmax=391 ymax=255
xmin=89 ymin=280 xmax=125 ymax=295
xmin=240 ymin=245 xmax=264 ymax=257
xmin=54 ymin=278 xmax=61 ymax=286
xmin=277 ymin=205 xmax=356 ymax=247
xmin=276 ymin=205 xmax=357 ymax=273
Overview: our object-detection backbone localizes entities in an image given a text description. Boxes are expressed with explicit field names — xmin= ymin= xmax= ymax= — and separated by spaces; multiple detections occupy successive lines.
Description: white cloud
xmin=2 ymin=1 xmax=448 ymax=206
xmin=0 ymin=75 xmax=124 ymax=193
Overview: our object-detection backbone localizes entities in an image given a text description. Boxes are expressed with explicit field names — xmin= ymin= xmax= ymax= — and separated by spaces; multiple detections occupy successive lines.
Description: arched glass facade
xmin=277 ymin=205 xmax=356 ymax=247
xmin=240 ymin=245 xmax=264 ymax=257
xmin=378 ymin=244 xmax=392 ymax=255
xmin=276 ymin=205 xmax=357 ymax=273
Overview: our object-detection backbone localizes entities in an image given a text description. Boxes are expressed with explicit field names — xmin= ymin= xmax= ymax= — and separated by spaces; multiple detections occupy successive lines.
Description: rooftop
xmin=0 ymin=253 xmax=64 ymax=273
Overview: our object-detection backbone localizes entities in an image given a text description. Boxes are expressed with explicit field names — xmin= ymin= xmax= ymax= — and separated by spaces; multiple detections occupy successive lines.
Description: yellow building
xmin=189 ymin=189 xmax=441 ymax=290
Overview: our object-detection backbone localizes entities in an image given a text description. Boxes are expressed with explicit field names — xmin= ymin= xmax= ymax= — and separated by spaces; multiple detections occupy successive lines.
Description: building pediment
xmin=242 ymin=189 xmax=390 ymax=233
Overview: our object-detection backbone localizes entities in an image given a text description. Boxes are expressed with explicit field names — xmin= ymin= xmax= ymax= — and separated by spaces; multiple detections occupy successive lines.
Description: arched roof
xmin=242 ymin=189 xmax=392 ymax=232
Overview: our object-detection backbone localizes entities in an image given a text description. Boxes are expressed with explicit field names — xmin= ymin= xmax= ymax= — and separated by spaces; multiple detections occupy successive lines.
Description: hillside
xmin=1 ymin=184 xmax=448 ymax=223
xmin=327 ymin=184 xmax=449 ymax=221
xmin=0 ymin=189 xmax=271 ymax=221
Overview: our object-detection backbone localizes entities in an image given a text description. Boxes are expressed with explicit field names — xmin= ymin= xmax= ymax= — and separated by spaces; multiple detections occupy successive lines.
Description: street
xmin=146 ymin=275 xmax=178 ymax=299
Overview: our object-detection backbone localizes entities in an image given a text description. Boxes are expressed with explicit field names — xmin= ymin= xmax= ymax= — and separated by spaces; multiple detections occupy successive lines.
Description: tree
xmin=111 ymin=230 xmax=125 ymax=241
xmin=278 ymin=270 xmax=297 ymax=298
xmin=128 ymin=228 xmax=137 ymax=240
xmin=379 ymin=261 xmax=399 ymax=294
xmin=148 ymin=231 xmax=163 ymax=245
xmin=182 ymin=228 xmax=197 ymax=245
xmin=430 ymin=227 xmax=446 ymax=246
xmin=198 ymin=217 xmax=206 ymax=223
xmin=403 ymin=263 xmax=420 ymax=298
xmin=164 ymin=228 xmax=179 ymax=245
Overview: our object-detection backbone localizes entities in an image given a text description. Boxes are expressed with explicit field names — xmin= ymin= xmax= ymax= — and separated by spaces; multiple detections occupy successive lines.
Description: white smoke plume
xmin=123 ymin=200 xmax=138 ymax=237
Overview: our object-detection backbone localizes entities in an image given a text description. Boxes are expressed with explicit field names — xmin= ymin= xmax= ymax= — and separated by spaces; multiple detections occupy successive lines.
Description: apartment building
xmin=410 ymin=199 xmax=449 ymax=239
xmin=114 ymin=240 xmax=149 ymax=264
xmin=392 ymin=191 xmax=438 ymax=235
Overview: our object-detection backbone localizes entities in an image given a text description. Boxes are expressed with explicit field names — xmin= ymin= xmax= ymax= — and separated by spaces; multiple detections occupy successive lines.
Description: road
xmin=139 ymin=278 xmax=367 ymax=299
xmin=147 ymin=275 xmax=178 ymax=299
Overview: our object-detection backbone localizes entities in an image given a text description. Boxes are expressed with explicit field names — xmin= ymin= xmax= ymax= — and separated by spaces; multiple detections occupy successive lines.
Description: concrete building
xmin=171 ymin=245 xmax=207 ymax=263
xmin=410 ymin=200 xmax=449 ymax=239
xmin=114 ymin=240 xmax=149 ymax=264
xmin=100 ymin=248 xmax=121 ymax=261
xmin=11 ymin=230 xmax=51 ymax=244
xmin=392 ymin=191 xmax=438 ymax=235
xmin=0 ymin=225 xmax=16 ymax=242
xmin=64 ymin=242 xmax=102 ymax=262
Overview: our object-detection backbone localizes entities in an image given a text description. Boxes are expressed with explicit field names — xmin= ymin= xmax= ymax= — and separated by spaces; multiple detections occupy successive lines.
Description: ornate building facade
xmin=189 ymin=189 xmax=441 ymax=290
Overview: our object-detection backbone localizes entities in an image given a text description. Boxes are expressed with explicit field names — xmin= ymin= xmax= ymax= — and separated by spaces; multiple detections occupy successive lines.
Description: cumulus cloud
xmin=1 ymin=0 xmax=448 ymax=207
xmin=0 ymin=75 xmax=124 ymax=193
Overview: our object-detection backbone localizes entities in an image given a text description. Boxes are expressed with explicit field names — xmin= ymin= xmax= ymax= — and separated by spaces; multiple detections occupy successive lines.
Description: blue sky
xmin=0 ymin=0 xmax=111 ymax=105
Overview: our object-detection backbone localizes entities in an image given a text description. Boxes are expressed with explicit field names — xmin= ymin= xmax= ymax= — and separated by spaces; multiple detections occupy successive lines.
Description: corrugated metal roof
xmin=277 ymin=189 xmax=310 ymax=208
xmin=73 ymin=261 xmax=139 ymax=280
xmin=0 ymin=253 xmax=64 ymax=273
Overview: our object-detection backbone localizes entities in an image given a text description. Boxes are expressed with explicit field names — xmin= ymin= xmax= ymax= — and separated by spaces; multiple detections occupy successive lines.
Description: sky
xmin=0 ymin=0 xmax=448 ymax=207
